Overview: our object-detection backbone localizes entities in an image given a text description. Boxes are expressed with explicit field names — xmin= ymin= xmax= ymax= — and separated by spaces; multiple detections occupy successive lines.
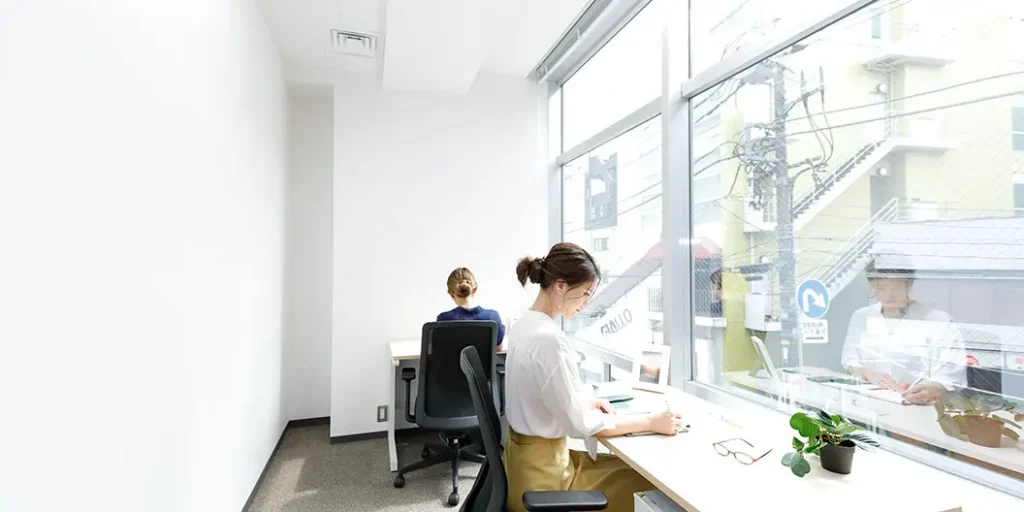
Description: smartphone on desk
xmin=603 ymin=394 xmax=634 ymax=403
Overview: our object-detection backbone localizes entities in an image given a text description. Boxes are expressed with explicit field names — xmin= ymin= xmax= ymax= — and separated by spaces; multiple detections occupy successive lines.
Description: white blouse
xmin=841 ymin=302 xmax=966 ymax=389
xmin=505 ymin=311 xmax=614 ymax=457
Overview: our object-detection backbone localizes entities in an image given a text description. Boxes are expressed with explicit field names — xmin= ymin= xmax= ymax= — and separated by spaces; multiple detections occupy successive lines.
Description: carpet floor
xmin=247 ymin=425 xmax=480 ymax=512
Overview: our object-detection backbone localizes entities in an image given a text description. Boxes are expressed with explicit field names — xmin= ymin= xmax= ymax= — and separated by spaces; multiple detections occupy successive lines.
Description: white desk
xmin=387 ymin=339 xmax=506 ymax=472
xmin=724 ymin=369 xmax=1024 ymax=479
xmin=600 ymin=386 xmax=1024 ymax=512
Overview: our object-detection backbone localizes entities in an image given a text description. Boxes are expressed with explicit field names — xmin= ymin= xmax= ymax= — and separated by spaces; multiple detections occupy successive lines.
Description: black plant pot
xmin=820 ymin=440 xmax=856 ymax=474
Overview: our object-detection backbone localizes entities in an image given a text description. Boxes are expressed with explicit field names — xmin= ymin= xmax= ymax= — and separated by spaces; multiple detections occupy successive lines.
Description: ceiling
xmin=257 ymin=0 xmax=590 ymax=94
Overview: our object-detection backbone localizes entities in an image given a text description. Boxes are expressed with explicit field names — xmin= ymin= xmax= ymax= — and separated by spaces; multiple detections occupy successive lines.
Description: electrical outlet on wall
xmin=377 ymin=405 xmax=388 ymax=423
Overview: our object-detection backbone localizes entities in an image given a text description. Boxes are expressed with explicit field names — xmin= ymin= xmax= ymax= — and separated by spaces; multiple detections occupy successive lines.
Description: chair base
xmin=394 ymin=432 xmax=483 ymax=505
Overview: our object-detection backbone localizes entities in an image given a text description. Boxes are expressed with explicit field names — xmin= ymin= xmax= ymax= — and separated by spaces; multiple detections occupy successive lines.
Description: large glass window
xmin=690 ymin=0 xmax=858 ymax=76
xmin=563 ymin=117 xmax=662 ymax=382
xmin=561 ymin=2 xmax=662 ymax=150
xmin=689 ymin=0 xmax=1024 ymax=487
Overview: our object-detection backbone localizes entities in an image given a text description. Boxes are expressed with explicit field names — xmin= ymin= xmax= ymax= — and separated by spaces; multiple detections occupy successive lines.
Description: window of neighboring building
xmin=1013 ymin=106 xmax=1024 ymax=151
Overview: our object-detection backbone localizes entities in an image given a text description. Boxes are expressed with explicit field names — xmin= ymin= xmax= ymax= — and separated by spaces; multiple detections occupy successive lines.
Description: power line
xmin=563 ymin=192 xmax=662 ymax=235
xmin=694 ymin=140 xmax=742 ymax=165
xmin=693 ymin=155 xmax=742 ymax=177
xmin=798 ymin=249 xmax=1024 ymax=261
xmin=785 ymin=70 xmax=1024 ymax=124
xmin=796 ymin=236 xmax=1024 ymax=246
xmin=785 ymin=88 xmax=1024 ymax=138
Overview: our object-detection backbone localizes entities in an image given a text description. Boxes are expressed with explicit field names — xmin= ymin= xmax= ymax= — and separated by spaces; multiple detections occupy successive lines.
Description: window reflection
xmin=690 ymin=0 xmax=1024 ymax=483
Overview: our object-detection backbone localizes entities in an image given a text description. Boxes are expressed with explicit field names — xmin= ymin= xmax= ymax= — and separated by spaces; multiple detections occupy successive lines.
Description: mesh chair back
xmin=416 ymin=321 xmax=497 ymax=431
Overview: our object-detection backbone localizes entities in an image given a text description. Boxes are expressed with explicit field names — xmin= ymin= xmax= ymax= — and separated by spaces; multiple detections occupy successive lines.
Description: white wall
xmin=0 ymin=1 xmax=287 ymax=511
xmin=284 ymin=88 xmax=334 ymax=421
xmin=331 ymin=73 xmax=549 ymax=437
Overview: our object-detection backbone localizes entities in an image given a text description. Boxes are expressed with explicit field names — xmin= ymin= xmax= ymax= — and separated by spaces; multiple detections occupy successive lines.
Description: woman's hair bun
xmin=455 ymin=280 xmax=474 ymax=298
xmin=516 ymin=256 xmax=544 ymax=287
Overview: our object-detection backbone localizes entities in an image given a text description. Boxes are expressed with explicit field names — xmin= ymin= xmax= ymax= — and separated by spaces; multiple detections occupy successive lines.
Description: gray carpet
xmin=247 ymin=425 xmax=480 ymax=512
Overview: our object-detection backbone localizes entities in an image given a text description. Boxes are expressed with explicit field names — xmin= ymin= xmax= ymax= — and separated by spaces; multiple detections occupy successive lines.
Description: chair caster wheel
xmin=447 ymin=492 xmax=460 ymax=506
xmin=393 ymin=474 xmax=405 ymax=488
xmin=421 ymin=447 xmax=431 ymax=459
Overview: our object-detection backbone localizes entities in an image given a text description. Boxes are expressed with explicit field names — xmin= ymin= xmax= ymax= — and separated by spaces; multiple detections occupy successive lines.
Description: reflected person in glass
xmin=840 ymin=260 xmax=966 ymax=405
xmin=709 ymin=269 xmax=723 ymax=317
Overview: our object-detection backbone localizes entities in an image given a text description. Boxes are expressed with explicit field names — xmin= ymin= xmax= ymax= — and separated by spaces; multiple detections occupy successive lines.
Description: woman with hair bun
xmin=437 ymin=267 xmax=506 ymax=351
xmin=503 ymin=242 xmax=685 ymax=512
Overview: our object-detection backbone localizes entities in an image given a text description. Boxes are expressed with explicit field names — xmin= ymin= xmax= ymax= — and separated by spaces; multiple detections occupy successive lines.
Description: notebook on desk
xmin=613 ymin=394 xmax=669 ymax=415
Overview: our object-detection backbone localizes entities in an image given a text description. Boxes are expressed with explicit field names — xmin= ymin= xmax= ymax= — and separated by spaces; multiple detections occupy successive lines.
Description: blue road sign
xmin=797 ymin=279 xmax=830 ymax=319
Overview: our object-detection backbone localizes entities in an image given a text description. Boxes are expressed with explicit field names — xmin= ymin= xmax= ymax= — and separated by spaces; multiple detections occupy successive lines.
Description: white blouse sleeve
xmin=538 ymin=344 xmax=616 ymax=440
xmin=928 ymin=315 xmax=967 ymax=390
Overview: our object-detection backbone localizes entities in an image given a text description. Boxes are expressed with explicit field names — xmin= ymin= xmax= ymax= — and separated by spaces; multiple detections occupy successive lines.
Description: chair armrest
xmin=522 ymin=491 xmax=608 ymax=511
xmin=401 ymin=368 xmax=416 ymax=424
xmin=496 ymin=363 xmax=506 ymax=416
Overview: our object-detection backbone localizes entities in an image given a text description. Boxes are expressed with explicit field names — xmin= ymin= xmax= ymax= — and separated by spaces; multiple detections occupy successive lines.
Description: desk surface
xmin=600 ymin=386 xmax=1024 ymax=512
xmin=724 ymin=369 xmax=1024 ymax=478
xmin=389 ymin=339 xmax=422 ymax=361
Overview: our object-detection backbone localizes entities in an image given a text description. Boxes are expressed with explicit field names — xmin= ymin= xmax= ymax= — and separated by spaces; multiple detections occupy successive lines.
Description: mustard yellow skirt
xmin=504 ymin=428 xmax=654 ymax=512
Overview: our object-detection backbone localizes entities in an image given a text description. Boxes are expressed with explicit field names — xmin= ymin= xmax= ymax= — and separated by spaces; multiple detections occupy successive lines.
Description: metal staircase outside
xmin=792 ymin=141 xmax=884 ymax=220
xmin=744 ymin=123 xmax=894 ymax=232
xmin=811 ymin=198 xmax=900 ymax=297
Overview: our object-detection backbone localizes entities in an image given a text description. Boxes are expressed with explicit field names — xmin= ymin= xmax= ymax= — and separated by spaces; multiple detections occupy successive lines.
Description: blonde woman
xmin=438 ymin=267 xmax=506 ymax=351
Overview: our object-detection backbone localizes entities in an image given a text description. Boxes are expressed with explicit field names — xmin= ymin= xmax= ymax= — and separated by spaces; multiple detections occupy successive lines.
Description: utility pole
xmin=770 ymin=60 xmax=801 ymax=369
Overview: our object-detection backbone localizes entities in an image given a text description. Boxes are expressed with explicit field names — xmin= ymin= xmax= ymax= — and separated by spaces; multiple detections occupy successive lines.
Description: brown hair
xmin=710 ymin=269 xmax=722 ymax=288
xmin=447 ymin=268 xmax=477 ymax=299
xmin=865 ymin=260 xmax=915 ymax=285
xmin=516 ymin=242 xmax=601 ymax=290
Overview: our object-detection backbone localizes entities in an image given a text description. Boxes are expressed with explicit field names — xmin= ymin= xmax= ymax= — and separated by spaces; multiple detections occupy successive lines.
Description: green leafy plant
xmin=781 ymin=410 xmax=880 ymax=477
xmin=934 ymin=391 xmax=1023 ymax=443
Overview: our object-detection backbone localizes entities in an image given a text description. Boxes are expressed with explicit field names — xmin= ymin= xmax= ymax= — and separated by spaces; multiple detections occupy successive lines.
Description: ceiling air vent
xmin=329 ymin=29 xmax=379 ymax=58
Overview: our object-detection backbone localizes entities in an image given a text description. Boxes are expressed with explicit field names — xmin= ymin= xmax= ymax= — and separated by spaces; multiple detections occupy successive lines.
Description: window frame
xmin=1012 ymin=104 xmax=1024 ymax=152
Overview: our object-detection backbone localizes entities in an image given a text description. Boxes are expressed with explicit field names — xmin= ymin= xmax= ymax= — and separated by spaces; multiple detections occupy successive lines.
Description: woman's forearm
xmin=594 ymin=414 xmax=652 ymax=438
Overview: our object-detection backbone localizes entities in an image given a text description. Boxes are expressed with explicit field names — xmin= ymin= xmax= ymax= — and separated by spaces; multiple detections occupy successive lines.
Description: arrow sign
xmin=796 ymin=279 xmax=830 ymax=319
xmin=802 ymin=288 xmax=826 ymax=311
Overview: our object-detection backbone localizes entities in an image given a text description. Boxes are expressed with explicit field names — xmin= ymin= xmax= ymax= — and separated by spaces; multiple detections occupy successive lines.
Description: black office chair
xmin=459 ymin=345 xmax=608 ymax=512
xmin=395 ymin=321 xmax=499 ymax=506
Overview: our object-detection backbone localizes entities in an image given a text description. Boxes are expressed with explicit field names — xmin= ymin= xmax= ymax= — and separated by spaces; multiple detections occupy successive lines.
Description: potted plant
xmin=782 ymin=410 xmax=880 ymax=477
xmin=934 ymin=391 xmax=1023 ymax=448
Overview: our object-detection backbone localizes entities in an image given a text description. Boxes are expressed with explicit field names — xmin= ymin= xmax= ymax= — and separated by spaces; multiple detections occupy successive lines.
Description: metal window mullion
xmin=679 ymin=0 xmax=875 ymax=100
xmin=550 ymin=81 xmax=564 ymax=249
xmin=664 ymin=0 xmax=693 ymax=386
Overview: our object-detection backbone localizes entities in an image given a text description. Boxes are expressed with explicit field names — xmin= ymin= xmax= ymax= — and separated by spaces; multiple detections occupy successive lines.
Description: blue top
xmin=437 ymin=306 xmax=505 ymax=343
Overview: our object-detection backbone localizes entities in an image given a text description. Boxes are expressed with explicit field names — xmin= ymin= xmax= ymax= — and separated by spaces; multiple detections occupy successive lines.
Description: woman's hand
xmin=860 ymin=368 xmax=908 ymax=392
xmin=592 ymin=398 xmax=616 ymax=415
xmin=647 ymin=410 xmax=686 ymax=435
xmin=902 ymin=382 xmax=945 ymax=404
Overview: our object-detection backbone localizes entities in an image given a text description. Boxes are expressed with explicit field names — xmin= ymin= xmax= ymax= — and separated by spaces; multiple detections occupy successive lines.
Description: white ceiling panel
xmin=258 ymin=0 xmax=592 ymax=93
